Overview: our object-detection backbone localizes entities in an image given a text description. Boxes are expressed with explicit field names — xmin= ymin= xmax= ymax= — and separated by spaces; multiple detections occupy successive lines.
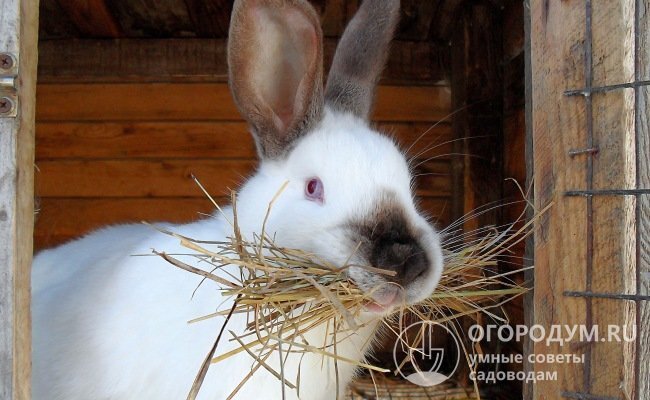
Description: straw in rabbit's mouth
xmin=150 ymin=186 xmax=552 ymax=400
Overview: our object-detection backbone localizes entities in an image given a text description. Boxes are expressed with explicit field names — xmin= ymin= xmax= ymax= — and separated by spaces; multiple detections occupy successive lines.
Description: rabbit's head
xmin=228 ymin=0 xmax=443 ymax=312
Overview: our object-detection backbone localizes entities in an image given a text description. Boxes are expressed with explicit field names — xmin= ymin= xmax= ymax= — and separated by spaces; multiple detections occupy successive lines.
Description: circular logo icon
xmin=392 ymin=321 xmax=461 ymax=387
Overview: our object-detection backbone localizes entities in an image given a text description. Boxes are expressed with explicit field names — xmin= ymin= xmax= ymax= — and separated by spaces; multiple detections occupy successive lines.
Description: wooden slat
xmin=35 ymin=121 xmax=453 ymax=160
xmin=35 ymin=122 xmax=256 ymax=159
xmin=35 ymin=83 xmax=451 ymax=122
xmin=0 ymin=0 xmax=38 ymax=398
xmin=37 ymin=39 xmax=449 ymax=85
xmin=639 ymin=85 xmax=650 ymax=396
xmin=34 ymin=197 xmax=221 ymax=249
xmin=55 ymin=0 xmax=122 ymax=37
xmin=531 ymin=0 xmax=643 ymax=398
xmin=588 ymin=3 xmax=637 ymax=397
xmin=530 ymin=0 xmax=587 ymax=398
xmin=396 ymin=0 xmax=438 ymax=41
xmin=39 ymin=0 xmax=80 ymax=39
xmin=34 ymin=196 xmax=452 ymax=250
xmin=637 ymin=1 xmax=649 ymax=394
xmin=451 ymin=3 xmax=503 ymax=234
xmin=105 ymin=0 xmax=194 ymax=37
xmin=428 ymin=0 xmax=465 ymax=44
xmin=35 ymin=159 xmax=255 ymax=198
xmin=183 ymin=0 xmax=232 ymax=37
xmin=34 ymin=159 xmax=451 ymax=198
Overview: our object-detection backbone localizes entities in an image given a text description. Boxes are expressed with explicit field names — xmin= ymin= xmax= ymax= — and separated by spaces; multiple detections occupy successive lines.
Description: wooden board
xmin=35 ymin=121 xmax=453 ymax=160
xmin=530 ymin=0 xmax=644 ymax=398
xmin=105 ymin=0 xmax=194 ymax=37
xmin=55 ymin=0 xmax=122 ymax=37
xmin=183 ymin=0 xmax=232 ymax=37
xmin=0 ymin=0 xmax=38 ymax=398
xmin=37 ymin=38 xmax=449 ymax=85
xmin=637 ymin=0 xmax=649 ymax=394
xmin=35 ymin=83 xmax=451 ymax=123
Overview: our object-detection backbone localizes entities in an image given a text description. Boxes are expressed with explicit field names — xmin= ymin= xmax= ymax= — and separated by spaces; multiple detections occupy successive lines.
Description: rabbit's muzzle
xmin=349 ymin=192 xmax=434 ymax=289
xmin=368 ymin=233 xmax=428 ymax=286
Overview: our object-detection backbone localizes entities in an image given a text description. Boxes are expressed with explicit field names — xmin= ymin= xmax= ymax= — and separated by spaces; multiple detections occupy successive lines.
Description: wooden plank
xmin=638 ymin=85 xmax=650 ymax=396
xmin=588 ymin=2 xmax=637 ymax=397
xmin=35 ymin=83 xmax=452 ymax=122
xmin=0 ymin=0 xmax=38 ymax=398
xmin=637 ymin=0 xmax=649 ymax=394
xmin=35 ymin=159 xmax=256 ymax=198
xmin=34 ymin=196 xmax=453 ymax=250
xmin=450 ymin=3 xmax=503 ymax=233
xmin=34 ymin=159 xmax=451 ymax=198
xmin=503 ymin=0 xmax=525 ymax=62
xmin=105 ymin=0 xmax=194 ymax=37
xmin=34 ymin=197 xmax=224 ymax=249
xmin=530 ymin=0 xmax=588 ymax=398
xmin=37 ymin=39 xmax=449 ymax=85
xmin=55 ymin=0 xmax=122 ymax=37
xmin=317 ymin=0 xmax=346 ymax=37
xmin=35 ymin=121 xmax=453 ymax=160
xmin=522 ymin=1 xmax=534 ymax=397
xmin=183 ymin=0 xmax=232 ymax=37
xmin=396 ymin=0 xmax=438 ymax=41
xmin=428 ymin=0 xmax=465 ymax=44
xmin=35 ymin=122 xmax=257 ymax=159
xmin=38 ymin=0 xmax=79 ymax=39
xmin=529 ymin=0 xmax=645 ymax=398
xmin=449 ymin=3 xmax=503 ymax=389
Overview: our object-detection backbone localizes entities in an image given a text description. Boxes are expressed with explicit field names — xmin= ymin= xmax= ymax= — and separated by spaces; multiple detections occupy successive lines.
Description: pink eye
xmin=305 ymin=177 xmax=324 ymax=203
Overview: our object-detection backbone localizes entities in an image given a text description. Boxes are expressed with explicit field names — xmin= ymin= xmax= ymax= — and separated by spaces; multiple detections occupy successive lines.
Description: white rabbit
xmin=32 ymin=0 xmax=444 ymax=399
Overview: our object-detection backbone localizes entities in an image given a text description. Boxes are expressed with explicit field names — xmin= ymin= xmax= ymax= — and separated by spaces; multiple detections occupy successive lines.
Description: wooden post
xmin=530 ymin=0 xmax=645 ymax=398
xmin=450 ymin=0 xmax=503 ymax=388
xmin=0 ymin=0 xmax=38 ymax=399
xmin=450 ymin=1 xmax=503 ymax=233
xmin=635 ymin=0 xmax=649 ymax=395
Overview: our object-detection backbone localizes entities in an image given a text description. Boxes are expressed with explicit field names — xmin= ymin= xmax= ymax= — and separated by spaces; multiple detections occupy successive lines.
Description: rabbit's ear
xmin=325 ymin=0 xmax=400 ymax=121
xmin=228 ymin=0 xmax=324 ymax=159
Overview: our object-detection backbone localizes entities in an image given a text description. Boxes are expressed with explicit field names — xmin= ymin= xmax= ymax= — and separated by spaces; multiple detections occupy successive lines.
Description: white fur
xmin=32 ymin=112 xmax=443 ymax=398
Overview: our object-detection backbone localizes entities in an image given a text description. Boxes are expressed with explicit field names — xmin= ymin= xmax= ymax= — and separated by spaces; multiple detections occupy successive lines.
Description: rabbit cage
xmin=0 ymin=0 xmax=648 ymax=399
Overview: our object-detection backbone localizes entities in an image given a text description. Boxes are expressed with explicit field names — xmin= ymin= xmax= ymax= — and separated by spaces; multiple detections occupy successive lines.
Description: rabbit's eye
xmin=305 ymin=177 xmax=324 ymax=203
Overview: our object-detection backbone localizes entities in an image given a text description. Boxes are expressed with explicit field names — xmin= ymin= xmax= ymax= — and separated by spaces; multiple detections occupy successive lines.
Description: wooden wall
xmin=33 ymin=82 xmax=454 ymax=249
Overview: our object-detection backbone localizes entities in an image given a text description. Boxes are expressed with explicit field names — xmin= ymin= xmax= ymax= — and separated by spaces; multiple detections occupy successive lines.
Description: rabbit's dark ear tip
xmin=324 ymin=0 xmax=400 ymax=120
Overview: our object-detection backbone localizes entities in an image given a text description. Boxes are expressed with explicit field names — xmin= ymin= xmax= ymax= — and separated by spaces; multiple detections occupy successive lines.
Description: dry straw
xmin=150 ymin=182 xmax=550 ymax=400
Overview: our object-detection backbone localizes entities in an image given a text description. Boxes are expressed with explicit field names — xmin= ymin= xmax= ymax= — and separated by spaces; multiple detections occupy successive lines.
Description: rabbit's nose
xmin=371 ymin=237 xmax=429 ymax=285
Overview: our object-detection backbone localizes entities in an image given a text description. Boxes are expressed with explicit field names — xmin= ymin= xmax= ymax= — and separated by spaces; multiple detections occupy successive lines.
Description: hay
xmin=150 ymin=186 xmax=551 ymax=400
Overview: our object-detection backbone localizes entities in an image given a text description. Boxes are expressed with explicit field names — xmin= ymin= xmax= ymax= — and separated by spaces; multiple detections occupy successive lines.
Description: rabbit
xmin=31 ymin=0 xmax=444 ymax=399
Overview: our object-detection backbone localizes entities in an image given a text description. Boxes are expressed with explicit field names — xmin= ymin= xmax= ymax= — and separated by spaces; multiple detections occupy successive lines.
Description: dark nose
xmin=370 ymin=233 xmax=429 ymax=285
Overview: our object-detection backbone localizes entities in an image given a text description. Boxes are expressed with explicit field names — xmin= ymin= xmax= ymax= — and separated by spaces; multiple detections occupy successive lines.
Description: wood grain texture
xmin=451 ymin=3 xmax=503 ymax=234
xmin=448 ymin=2 xmax=503 ymax=389
xmin=530 ymin=0 xmax=588 ymax=397
xmin=38 ymin=0 xmax=79 ymax=38
xmin=35 ymin=121 xmax=453 ymax=160
xmin=588 ymin=2 xmax=637 ymax=397
xmin=183 ymin=0 xmax=232 ymax=37
xmin=637 ymin=0 xmax=649 ymax=394
xmin=105 ymin=0 xmax=194 ymax=37
xmin=37 ymin=39 xmax=449 ymax=85
xmin=35 ymin=83 xmax=452 ymax=122
xmin=55 ymin=0 xmax=122 ymax=37
xmin=0 ymin=0 xmax=38 ymax=398
xmin=532 ymin=0 xmax=642 ymax=398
